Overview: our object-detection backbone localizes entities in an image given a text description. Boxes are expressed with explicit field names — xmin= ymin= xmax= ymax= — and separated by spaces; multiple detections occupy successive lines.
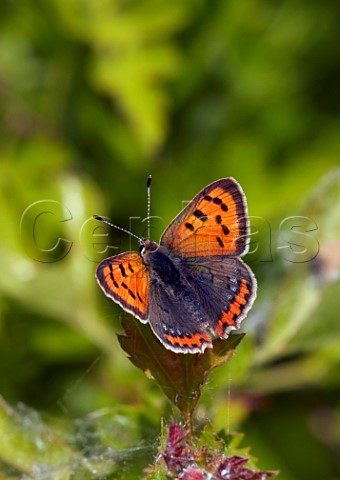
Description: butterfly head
xmin=140 ymin=239 xmax=159 ymax=262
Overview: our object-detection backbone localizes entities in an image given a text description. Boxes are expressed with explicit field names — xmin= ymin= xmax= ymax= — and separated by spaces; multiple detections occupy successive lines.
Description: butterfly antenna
xmin=147 ymin=175 xmax=152 ymax=239
xmin=93 ymin=215 xmax=143 ymax=245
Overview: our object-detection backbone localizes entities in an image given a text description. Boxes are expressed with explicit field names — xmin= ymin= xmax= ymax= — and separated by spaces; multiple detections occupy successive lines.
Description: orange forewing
xmin=96 ymin=252 xmax=150 ymax=321
xmin=160 ymin=178 xmax=249 ymax=257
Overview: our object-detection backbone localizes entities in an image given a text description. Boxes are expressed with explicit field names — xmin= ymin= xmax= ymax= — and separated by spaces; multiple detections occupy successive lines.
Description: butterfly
xmin=95 ymin=178 xmax=256 ymax=354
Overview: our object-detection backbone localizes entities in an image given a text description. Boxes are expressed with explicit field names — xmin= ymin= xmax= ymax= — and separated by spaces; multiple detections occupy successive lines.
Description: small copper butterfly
xmin=95 ymin=178 xmax=256 ymax=354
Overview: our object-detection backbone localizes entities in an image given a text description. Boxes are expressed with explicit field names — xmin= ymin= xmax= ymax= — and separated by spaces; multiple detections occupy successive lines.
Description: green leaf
xmin=118 ymin=315 xmax=244 ymax=418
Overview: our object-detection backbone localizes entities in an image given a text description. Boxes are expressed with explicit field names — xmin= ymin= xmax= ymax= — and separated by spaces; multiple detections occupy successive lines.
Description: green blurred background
xmin=1 ymin=0 xmax=340 ymax=478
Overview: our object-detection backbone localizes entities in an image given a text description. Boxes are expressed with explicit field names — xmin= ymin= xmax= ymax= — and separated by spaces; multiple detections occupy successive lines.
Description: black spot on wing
xmin=110 ymin=273 xmax=119 ymax=289
xmin=119 ymin=263 xmax=127 ymax=278
xmin=121 ymin=281 xmax=137 ymax=300
xmin=212 ymin=197 xmax=228 ymax=212
xmin=216 ymin=237 xmax=224 ymax=248
xmin=222 ymin=225 xmax=230 ymax=235
xmin=128 ymin=289 xmax=136 ymax=299
xmin=193 ymin=209 xmax=208 ymax=222
xmin=108 ymin=264 xmax=119 ymax=288
xmin=137 ymin=292 xmax=144 ymax=303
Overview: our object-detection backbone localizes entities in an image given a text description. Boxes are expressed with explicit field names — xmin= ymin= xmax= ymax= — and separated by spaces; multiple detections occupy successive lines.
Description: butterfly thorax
xmin=141 ymin=242 xmax=180 ymax=285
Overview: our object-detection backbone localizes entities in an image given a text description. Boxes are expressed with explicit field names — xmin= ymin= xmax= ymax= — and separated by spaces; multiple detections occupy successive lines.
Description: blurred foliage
xmin=1 ymin=0 xmax=340 ymax=478
xmin=0 ymin=395 xmax=159 ymax=479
